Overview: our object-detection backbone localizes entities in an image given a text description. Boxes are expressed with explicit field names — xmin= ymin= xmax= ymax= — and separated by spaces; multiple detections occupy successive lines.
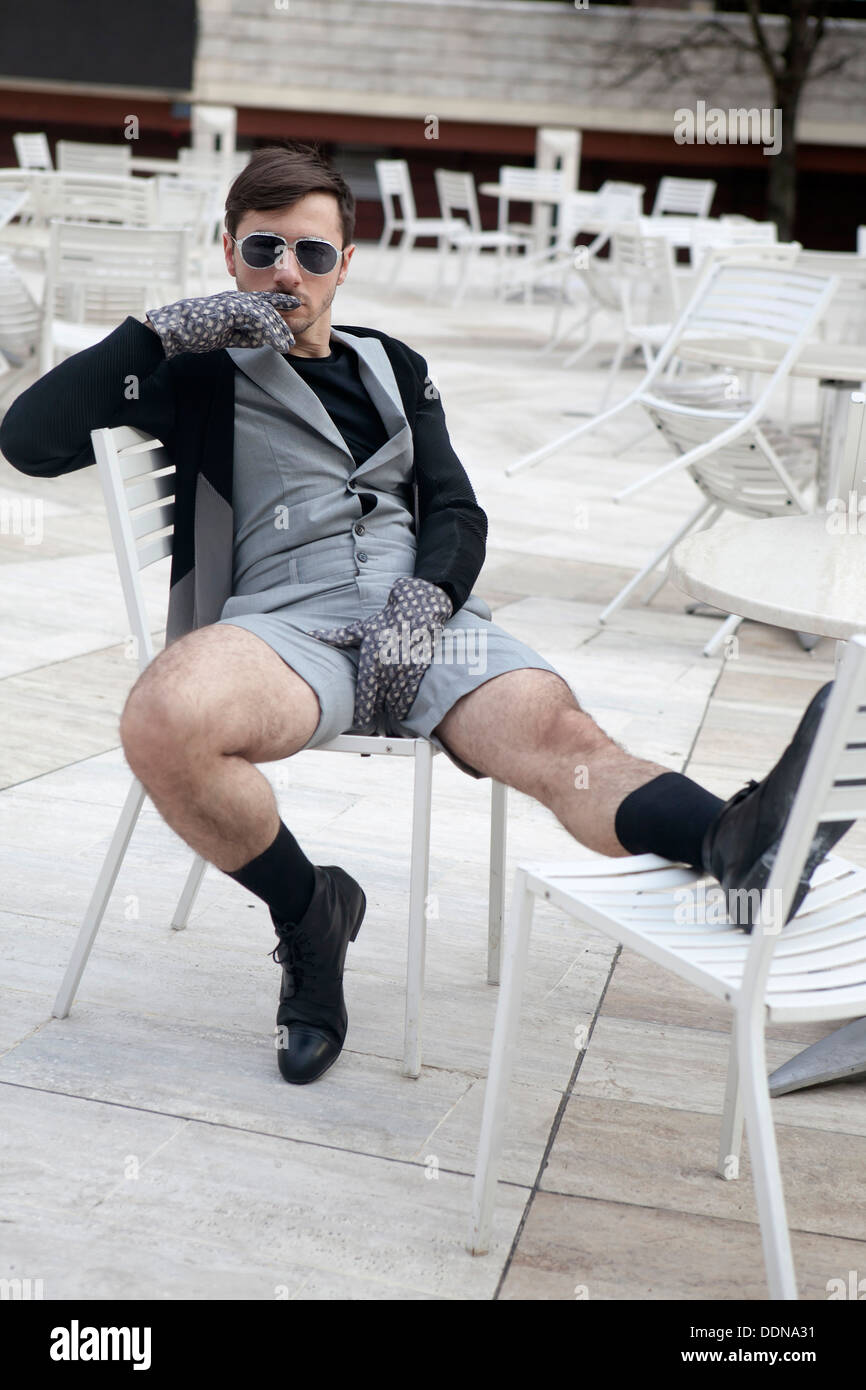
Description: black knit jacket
xmin=0 ymin=316 xmax=489 ymax=616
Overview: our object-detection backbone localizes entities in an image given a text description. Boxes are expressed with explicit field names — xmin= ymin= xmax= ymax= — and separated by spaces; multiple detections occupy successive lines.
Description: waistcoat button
xmin=354 ymin=522 xmax=366 ymax=535
xmin=357 ymin=551 xmax=368 ymax=563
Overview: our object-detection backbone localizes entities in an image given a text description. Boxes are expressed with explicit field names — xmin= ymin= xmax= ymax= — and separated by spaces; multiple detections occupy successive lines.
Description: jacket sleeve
xmin=408 ymin=353 xmax=488 ymax=614
xmin=0 ymin=316 xmax=175 ymax=478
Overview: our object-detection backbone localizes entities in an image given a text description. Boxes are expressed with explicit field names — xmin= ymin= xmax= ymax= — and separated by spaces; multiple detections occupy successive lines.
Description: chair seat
xmin=406 ymin=217 xmax=466 ymax=235
xmin=450 ymin=230 xmax=526 ymax=250
xmin=519 ymin=851 xmax=866 ymax=1023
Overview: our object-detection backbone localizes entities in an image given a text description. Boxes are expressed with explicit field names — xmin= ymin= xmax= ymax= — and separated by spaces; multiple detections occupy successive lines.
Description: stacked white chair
xmin=51 ymin=424 xmax=509 ymax=1079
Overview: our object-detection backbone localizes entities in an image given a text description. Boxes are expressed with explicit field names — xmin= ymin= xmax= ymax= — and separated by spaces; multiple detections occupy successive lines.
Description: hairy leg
xmin=433 ymin=668 xmax=672 ymax=857
xmin=119 ymin=624 xmax=321 ymax=872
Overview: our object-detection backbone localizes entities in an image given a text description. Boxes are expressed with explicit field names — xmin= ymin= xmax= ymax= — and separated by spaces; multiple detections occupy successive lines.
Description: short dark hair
xmin=225 ymin=142 xmax=355 ymax=246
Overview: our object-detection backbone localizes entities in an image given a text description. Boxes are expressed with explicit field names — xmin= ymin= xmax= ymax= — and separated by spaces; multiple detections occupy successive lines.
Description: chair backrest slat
xmin=652 ymin=176 xmax=716 ymax=218
xmin=56 ymin=140 xmax=132 ymax=175
xmin=91 ymin=426 xmax=176 ymax=669
xmin=13 ymin=131 xmax=52 ymax=170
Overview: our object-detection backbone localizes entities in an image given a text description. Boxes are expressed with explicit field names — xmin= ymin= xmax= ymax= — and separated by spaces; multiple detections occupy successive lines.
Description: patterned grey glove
xmin=309 ymin=577 xmax=454 ymax=727
xmin=145 ymin=289 xmax=300 ymax=358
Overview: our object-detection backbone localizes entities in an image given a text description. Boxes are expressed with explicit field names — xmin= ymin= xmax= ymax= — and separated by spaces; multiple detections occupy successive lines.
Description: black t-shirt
xmin=284 ymin=339 xmax=390 ymax=468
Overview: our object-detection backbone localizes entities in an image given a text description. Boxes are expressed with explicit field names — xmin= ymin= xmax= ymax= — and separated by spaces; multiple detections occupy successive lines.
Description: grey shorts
xmin=216 ymin=590 xmax=563 ymax=779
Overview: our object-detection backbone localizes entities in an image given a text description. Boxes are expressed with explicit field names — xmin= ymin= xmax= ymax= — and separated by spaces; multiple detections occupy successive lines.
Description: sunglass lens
xmin=295 ymin=239 xmax=339 ymax=274
xmin=242 ymin=234 xmax=285 ymax=269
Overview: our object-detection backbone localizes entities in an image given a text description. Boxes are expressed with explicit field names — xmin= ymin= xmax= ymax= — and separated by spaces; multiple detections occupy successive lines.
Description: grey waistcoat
xmin=221 ymin=328 xmax=420 ymax=618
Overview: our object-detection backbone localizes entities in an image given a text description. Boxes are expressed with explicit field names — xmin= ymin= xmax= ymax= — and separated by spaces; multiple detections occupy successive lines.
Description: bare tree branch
xmin=744 ymin=0 xmax=782 ymax=82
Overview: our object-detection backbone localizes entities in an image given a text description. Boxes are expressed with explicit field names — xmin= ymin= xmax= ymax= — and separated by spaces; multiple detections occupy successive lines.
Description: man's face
xmin=223 ymin=192 xmax=354 ymax=345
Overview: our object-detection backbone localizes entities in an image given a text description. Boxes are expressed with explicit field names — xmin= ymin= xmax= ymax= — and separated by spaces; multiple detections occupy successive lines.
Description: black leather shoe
xmin=270 ymin=865 xmax=366 ymax=1084
xmin=701 ymin=682 xmax=853 ymax=932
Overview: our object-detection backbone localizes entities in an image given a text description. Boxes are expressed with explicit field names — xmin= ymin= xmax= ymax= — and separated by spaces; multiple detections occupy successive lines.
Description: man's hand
xmin=145 ymin=289 xmax=301 ymax=359
xmin=309 ymin=577 xmax=453 ymax=728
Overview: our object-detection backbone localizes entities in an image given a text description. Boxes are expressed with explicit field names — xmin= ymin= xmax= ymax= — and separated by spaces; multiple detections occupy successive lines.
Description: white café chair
xmin=52 ymin=425 xmax=509 ymax=1080
xmin=374 ymin=159 xmax=464 ymax=289
xmin=432 ymin=169 xmax=528 ymax=306
xmin=40 ymin=221 xmax=190 ymax=375
xmin=56 ymin=140 xmax=133 ymax=176
xmin=469 ymin=610 xmax=866 ymax=1300
xmin=650 ymin=176 xmax=717 ymax=219
xmin=507 ymin=256 xmax=838 ymax=481
xmin=13 ymin=132 xmax=53 ymax=171
xmin=495 ymin=166 xmax=567 ymax=254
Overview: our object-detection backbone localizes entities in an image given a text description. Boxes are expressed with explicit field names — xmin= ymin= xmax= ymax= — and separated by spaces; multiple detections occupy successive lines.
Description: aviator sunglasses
xmin=232 ymin=231 xmax=344 ymax=275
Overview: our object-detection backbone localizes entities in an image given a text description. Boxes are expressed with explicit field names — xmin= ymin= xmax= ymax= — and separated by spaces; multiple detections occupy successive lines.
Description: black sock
xmin=226 ymin=820 xmax=317 ymax=925
xmin=614 ymin=772 xmax=726 ymax=871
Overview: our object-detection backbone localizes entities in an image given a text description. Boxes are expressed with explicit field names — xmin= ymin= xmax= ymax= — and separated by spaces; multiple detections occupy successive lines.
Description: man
xmin=0 ymin=142 xmax=848 ymax=1087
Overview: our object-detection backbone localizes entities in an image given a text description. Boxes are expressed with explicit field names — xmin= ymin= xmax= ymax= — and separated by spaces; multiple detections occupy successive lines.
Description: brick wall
xmin=194 ymin=0 xmax=866 ymax=147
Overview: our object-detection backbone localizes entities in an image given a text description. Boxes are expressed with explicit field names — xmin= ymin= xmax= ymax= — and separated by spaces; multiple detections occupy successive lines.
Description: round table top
xmin=678 ymin=337 xmax=866 ymax=382
xmin=669 ymin=513 xmax=866 ymax=640
xmin=478 ymin=181 xmax=566 ymax=204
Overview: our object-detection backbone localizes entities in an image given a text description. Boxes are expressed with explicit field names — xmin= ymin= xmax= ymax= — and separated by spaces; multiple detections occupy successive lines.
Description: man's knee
xmin=119 ymin=623 xmax=321 ymax=774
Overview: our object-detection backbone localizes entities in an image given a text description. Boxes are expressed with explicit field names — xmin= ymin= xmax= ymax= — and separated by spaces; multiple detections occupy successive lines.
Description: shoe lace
xmin=269 ymin=923 xmax=320 ymax=993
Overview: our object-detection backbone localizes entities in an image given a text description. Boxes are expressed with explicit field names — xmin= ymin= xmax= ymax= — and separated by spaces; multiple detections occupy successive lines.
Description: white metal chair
xmin=597 ymin=385 xmax=819 ymax=655
xmin=13 ymin=132 xmax=52 ymax=170
xmin=40 ymin=221 xmax=190 ymax=374
xmin=0 ymin=254 xmax=41 ymax=411
xmin=650 ymin=176 xmax=716 ymax=218
xmin=374 ymin=159 xmax=464 ymax=288
xmin=506 ymin=257 xmax=838 ymax=480
xmin=432 ymin=170 xmax=527 ymax=305
xmin=564 ymin=223 xmax=684 ymax=409
xmin=56 ymin=140 xmax=132 ymax=175
xmin=495 ymin=166 xmax=568 ymax=254
xmin=469 ymin=618 xmax=866 ymax=1300
xmin=45 ymin=172 xmax=157 ymax=227
xmin=51 ymin=425 xmax=509 ymax=1080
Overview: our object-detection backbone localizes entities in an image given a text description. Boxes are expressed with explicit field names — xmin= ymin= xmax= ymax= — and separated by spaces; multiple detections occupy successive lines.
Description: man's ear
xmin=337 ymin=243 xmax=356 ymax=286
xmin=224 ymin=232 xmax=237 ymax=279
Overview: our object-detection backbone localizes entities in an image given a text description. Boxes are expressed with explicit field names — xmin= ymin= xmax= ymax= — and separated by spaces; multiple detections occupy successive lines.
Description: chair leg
xmin=403 ymin=739 xmax=434 ymax=1079
xmin=703 ymin=612 xmax=743 ymax=659
xmin=487 ymin=781 xmax=508 ymax=986
xmin=596 ymin=336 xmax=629 ymax=414
xmin=598 ymin=501 xmax=715 ymax=625
xmin=717 ymin=1026 xmax=744 ymax=1178
xmin=737 ymin=1014 xmax=798 ymax=1299
xmin=171 ymin=854 xmax=209 ymax=930
xmin=392 ymin=231 xmax=415 ymax=290
xmin=468 ymin=866 xmax=536 ymax=1254
xmin=452 ymin=243 xmax=478 ymax=308
xmin=52 ymin=775 xmax=148 ymax=1018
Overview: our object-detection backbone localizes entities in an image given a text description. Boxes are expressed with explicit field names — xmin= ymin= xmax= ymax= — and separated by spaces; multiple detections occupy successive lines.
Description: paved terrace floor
xmin=1 ymin=243 xmax=864 ymax=1301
